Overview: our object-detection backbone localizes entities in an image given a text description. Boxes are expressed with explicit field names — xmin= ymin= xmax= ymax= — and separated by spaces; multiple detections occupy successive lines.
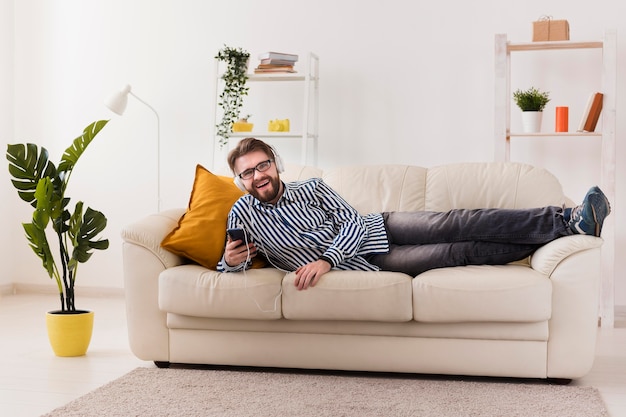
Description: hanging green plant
xmin=215 ymin=45 xmax=250 ymax=148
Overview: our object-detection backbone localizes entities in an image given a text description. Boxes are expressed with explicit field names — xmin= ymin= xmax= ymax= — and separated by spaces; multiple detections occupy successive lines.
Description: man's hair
xmin=227 ymin=137 xmax=276 ymax=174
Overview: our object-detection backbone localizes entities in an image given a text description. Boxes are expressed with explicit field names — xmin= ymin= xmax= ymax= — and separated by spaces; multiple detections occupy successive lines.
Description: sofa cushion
xmin=424 ymin=162 xmax=567 ymax=211
xmin=322 ymin=165 xmax=427 ymax=214
xmin=159 ymin=265 xmax=285 ymax=320
xmin=315 ymin=162 xmax=567 ymax=215
xmin=282 ymin=270 xmax=413 ymax=322
xmin=282 ymin=163 xmax=324 ymax=182
xmin=413 ymin=265 xmax=552 ymax=323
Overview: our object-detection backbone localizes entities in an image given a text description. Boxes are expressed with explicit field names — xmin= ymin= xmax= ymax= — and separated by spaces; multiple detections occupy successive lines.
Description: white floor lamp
xmin=105 ymin=84 xmax=161 ymax=212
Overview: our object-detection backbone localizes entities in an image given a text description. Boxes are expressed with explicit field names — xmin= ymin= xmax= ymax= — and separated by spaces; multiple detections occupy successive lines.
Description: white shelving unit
xmin=494 ymin=31 xmax=617 ymax=327
xmin=213 ymin=52 xmax=319 ymax=168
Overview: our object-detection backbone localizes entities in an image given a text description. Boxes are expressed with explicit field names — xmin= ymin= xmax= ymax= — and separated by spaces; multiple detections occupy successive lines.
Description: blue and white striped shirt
xmin=218 ymin=178 xmax=389 ymax=272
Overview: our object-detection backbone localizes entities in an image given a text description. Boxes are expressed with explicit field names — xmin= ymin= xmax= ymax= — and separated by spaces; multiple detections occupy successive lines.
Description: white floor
xmin=1 ymin=292 xmax=625 ymax=417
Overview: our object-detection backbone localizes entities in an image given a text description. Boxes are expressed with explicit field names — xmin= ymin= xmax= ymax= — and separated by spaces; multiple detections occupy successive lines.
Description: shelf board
xmin=508 ymin=40 xmax=603 ymax=52
xmin=247 ymin=74 xmax=307 ymax=82
xmin=229 ymin=132 xmax=316 ymax=139
xmin=509 ymin=132 xmax=602 ymax=137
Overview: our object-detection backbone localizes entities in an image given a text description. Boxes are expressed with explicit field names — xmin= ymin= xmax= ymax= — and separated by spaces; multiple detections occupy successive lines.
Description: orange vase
xmin=555 ymin=106 xmax=568 ymax=132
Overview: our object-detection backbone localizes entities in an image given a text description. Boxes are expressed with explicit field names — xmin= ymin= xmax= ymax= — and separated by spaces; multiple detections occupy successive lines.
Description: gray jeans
xmin=367 ymin=207 xmax=572 ymax=276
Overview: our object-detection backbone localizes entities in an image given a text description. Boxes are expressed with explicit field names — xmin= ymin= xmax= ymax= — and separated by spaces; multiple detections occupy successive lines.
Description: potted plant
xmin=6 ymin=120 xmax=110 ymax=356
xmin=215 ymin=45 xmax=250 ymax=148
xmin=513 ymin=87 xmax=551 ymax=133
xmin=232 ymin=114 xmax=254 ymax=132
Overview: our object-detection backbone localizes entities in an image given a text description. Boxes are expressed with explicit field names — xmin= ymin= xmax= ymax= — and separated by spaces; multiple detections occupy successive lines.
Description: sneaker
xmin=568 ymin=186 xmax=611 ymax=237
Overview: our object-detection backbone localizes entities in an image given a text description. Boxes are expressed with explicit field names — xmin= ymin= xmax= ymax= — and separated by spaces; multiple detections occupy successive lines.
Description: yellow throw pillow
xmin=161 ymin=164 xmax=243 ymax=270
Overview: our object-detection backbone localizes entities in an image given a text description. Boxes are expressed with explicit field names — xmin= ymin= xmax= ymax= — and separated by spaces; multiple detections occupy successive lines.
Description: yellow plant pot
xmin=232 ymin=122 xmax=253 ymax=132
xmin=46 ymin=310 xmax=94 ymax=357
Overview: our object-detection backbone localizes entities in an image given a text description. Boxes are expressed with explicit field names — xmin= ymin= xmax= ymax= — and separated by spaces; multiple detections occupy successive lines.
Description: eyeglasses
xmin=237 ymin=159 xmax=274 ymax=180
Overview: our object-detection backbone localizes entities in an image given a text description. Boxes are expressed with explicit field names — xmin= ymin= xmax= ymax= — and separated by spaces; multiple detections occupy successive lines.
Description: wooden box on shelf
xmin=532 ymin=19 xmax=570 ymax=41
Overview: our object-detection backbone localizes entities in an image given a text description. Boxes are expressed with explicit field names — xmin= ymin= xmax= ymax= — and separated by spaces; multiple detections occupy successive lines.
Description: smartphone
xmin=227 ymin=228 xmax=248 ymax=243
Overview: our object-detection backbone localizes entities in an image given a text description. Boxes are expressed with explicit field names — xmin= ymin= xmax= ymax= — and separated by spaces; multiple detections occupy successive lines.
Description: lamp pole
xmin=105 ymin=85 xmax=161 ymax=212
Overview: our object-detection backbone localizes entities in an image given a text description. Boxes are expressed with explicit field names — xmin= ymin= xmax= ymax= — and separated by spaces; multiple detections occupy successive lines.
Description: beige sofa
xmin=121 ymin=162 xmax=603 ymax=381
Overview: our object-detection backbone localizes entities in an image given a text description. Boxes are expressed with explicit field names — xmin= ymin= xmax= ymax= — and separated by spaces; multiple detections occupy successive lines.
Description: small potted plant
xmin=232 ymin=114 xmax=253 ymax=132
xmin=6 ymin=120 xmax=110 ymax=356
xmin=513 ymin=87 xmax=551 ymax=133
xmin=215 ymin=45 xmax=250 ymax=148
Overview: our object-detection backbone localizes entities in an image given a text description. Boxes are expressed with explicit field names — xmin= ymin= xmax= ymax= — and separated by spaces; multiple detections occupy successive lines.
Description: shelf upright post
xmin=311 ymin=53 xmax=320 ymax=167
xmin=494 ymin=34 xmax=510 ymax=162
xmin=599 ymin=29 xmax=616 ymax=328
xmin=212 ymin=58 xmax=225 ymax=172
xmin=301 ymin=53 xmax=320 ymax=166
xmin=301 ymin=54 xmax=311 ymax=166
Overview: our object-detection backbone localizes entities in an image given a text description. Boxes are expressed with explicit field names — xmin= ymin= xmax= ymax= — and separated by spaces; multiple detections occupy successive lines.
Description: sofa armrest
xmin=530 ymin=235 xmax=604 ymax=379
xmin=121 ymin=208 xmax=185 ymax=363
xmin=530 ymin=235 xmax=603 ymax=276
xmin=121 ymin=208 xmax=187 ymax=268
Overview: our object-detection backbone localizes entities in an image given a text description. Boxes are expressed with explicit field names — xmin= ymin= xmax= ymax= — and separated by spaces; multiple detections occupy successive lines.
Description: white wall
xmin=3 ymin=0 xmax=625 ymax=305
xmin=0 ymin=0 xmax=15 ymax=291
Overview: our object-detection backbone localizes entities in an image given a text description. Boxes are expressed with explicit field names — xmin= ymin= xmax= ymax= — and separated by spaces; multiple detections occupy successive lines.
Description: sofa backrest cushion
xmin=322 ymin=164 xmax=427 ymax=214
xmin=281 ymin=163 xmax=324 ymax=183
xmin=283 ymin=162 xmax=567 ymax=214
xmin=424 ymin=162 xmax=567 ymax=212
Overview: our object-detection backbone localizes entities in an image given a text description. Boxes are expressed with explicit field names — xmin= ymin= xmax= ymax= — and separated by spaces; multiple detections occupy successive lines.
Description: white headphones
xmin=234 ymin=146 xmax=285 ymax=192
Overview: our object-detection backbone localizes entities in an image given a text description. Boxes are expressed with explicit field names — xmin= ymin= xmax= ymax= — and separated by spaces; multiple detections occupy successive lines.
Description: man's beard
xmin=249 ymin=174 xmax=282 ymax=204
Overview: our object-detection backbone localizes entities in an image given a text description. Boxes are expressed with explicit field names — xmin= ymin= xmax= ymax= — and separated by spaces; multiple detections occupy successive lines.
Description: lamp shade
xmin=105 ymin=84 xmax=132 ymax=115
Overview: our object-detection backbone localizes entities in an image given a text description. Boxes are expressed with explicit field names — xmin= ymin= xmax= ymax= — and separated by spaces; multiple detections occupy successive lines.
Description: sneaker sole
xmin=588 ymin=191 xmax=611 ymax=237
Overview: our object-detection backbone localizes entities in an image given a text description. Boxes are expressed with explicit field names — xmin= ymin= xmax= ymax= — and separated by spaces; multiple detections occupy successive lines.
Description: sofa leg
xmin=547 ymin=378 xmax=572 ymax=385
xmin=154 ymin=361 xmax=171 ymax=369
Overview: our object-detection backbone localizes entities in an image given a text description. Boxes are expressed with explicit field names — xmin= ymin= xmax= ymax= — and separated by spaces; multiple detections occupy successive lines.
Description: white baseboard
xmin=0 ymin=284 xmax=16 ymax=296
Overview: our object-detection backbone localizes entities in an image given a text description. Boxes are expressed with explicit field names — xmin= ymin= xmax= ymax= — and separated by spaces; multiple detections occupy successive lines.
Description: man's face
xmin=234 ymin=150 xmax=283 ymax=204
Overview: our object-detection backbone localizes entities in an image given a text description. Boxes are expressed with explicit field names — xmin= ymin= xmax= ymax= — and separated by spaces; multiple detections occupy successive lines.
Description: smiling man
xmin=218 ymin=138 xmax=389 ymax=290
xmin=218 ymin=138 xmax=611 ymax=291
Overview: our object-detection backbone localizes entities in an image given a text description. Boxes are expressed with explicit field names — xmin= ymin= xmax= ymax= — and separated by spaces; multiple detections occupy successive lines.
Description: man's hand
xmin=294 ymin=259 xmax=331 ymax=290
xmin=224 ymin=237 xmax=257 ymax=267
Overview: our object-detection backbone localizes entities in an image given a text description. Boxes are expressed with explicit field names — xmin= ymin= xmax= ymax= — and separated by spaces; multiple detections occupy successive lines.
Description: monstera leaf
xmin=58 ymin=120 xmax=108 ymax=175
xmin=68 ymin=202 xmax=109 ymax=271
xmin=22 ymin=221 xmax=56 ymax=280
xmin=6 ymin=143 xmax=57 ymax=207
xmin=22 ymin=178 xmax=61 ymax=285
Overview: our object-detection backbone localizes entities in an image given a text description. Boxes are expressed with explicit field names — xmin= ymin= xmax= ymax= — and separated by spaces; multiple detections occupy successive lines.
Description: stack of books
xmin=254 ymin=52 xmax=298 ymax=74
xmin=577 ymin=92 xmax=604 ymax=132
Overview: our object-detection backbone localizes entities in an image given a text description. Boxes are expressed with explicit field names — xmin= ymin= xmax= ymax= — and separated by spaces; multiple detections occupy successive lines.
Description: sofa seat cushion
xmin=413 ymin=265 xmax=552 ymax=323
xmin=281 ymin=270 xmax=413 ymax=322
xmin=159 ymin=265 xmax=285 ymax=320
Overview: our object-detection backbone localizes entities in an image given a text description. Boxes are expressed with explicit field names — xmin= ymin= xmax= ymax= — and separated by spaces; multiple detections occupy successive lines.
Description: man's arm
xmin=314 ymin=179 xmax=368 ymax=267
xmin=293 ymin=180 xmax=368 ymax=290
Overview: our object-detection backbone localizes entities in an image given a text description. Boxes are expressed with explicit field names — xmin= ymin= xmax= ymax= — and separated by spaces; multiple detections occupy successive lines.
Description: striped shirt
xmin=217 ymin=178 xmax=389 ymax=272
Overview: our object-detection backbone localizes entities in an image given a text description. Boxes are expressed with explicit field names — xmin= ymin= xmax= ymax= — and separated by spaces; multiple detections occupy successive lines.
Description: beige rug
xmin=42 ymin=366 xmax=609 ymax=417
